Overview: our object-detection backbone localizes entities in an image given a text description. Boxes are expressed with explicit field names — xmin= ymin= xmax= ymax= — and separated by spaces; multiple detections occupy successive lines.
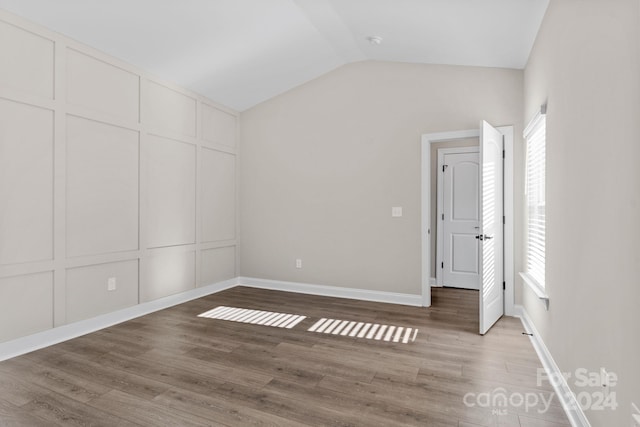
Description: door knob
xmin=475 ymin=234 xmax=493 ymax=241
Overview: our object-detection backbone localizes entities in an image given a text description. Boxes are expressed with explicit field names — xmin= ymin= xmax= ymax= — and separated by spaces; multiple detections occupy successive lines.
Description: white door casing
xmin=421 ymin=126 xmax=513 ymax=316
xmin=437 ymin=148 xmax=480 ymax=289
xmin=479 ymin=120 xmax=504 ymax=335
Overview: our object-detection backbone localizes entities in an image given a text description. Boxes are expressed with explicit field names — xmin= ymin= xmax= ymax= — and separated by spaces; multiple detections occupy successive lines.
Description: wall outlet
xmin=107 ymin=277 xmax=117 ymax=291
xmin=392 ymin=206 xmax=403 ymax=217
xmin=295 ymin=259 xmax=302 ymax=269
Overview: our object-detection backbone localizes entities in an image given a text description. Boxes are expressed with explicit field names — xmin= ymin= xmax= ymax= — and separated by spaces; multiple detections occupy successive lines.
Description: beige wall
xmin=0 ymin=11 xmax=238 ymax=343
xmin=523 ymin=0 xmax=640 ymax=424
xmin=240 ymin=61 xmax=523 ymax=295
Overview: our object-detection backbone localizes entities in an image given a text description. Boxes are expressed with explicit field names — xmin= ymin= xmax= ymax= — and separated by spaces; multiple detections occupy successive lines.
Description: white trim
xmin=436 ymin=146 xmax=479 ymax=287
xmin=423 ymin=129 xmax=479 ymax=142
xmin=520 ymin=272 xmax=549 ymax=310
xmin=238 ymin=277 xmax=423 ymax=307
xmin=0 ymin=276 xmax=423 ymax=361
xmin=632 ymin=403 xmax=640 ymax=426
xmin=0 ymin=278 xmax=238 ymax=362
xmin=429 ymin=277 xmax=437 ymax=287
xmin=501 ymin=125 xmax=515 ymax=316
xmin=524 ymin=104 xmax=547 ymax=138
xmin=514 ymin=305 xmax=591 ymax=427
xmin=421 ymin=126 xmax=514 ymax=316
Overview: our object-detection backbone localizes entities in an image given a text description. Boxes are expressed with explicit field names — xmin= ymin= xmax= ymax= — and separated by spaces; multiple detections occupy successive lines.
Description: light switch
xmin=107 ymin=277 xmax=117 ymax=291
xmin=392 ymin=207 xmax=403 ymax=217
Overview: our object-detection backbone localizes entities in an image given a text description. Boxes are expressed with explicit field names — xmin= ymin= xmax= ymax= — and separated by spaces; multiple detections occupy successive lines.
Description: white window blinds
xmin=524 ymin=110 xmax=546 ymax=288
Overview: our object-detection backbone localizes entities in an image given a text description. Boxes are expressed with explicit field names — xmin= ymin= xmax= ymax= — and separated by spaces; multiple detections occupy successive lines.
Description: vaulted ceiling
xmin=0 ymin=0 xmax=549 ymax=111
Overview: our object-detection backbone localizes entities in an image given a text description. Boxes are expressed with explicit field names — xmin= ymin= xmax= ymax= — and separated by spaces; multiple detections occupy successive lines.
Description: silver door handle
xmin=475 ymin=234 xmax=493 ymax=241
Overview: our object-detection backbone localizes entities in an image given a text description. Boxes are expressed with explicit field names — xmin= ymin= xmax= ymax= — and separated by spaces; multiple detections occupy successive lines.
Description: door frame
xmin=420 ymin=126 xmax=514 ymax=315
xmin=436 ymin=146 xmax=480 ymax=288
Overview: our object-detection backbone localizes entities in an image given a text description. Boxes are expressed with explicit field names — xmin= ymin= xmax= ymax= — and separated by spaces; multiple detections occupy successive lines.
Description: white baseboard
xmin=0 ymin=276 xmax=423 ymax=361
xmin=429 ymin=277 xmax=437 ymax=286
xmin=0 ymin=278 xmax=238 ymax=362
xmin=238 ymin=276 xmax=423 ymax=307
xmin=514 ymin=305 xmax=590 ymax=427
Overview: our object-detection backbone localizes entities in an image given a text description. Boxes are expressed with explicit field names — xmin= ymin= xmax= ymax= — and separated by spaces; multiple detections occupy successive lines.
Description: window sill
xmin=519 ymin=272 xmax=549 ymax=310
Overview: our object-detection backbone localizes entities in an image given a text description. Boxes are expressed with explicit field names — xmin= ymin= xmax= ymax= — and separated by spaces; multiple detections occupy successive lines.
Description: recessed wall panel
xmin=146 ymin=135 xmax=196 ymax=248
xmin=200 ymin=246 xmax=235 ymax=287
xmin=66 ymin=49 xmax=140 ymax=123
xmin=143 ymin=81 xmax=196 ymax=137
xmin=201 ymin=104 xmax=236 ymax=148
xmin=451 ymin=234 xmax=479 ymax=273
xmin=0 ymin=272 xmax=53 ymax=343
xmin=66 ymin=260 xmax=138 ymax=323
xmin=141 ymin=251 xmax=195 ymax=302
xmin=66 ymin=116 xmax=139 ymax=257
xmin=0 ymin=99 xmax=53 ymax=265
xmin=452 ymin=162 xmax=479 ymax=221
xmin=0 ymin=20 xmax=53 ymax=99
xmin=201 ymin=148 xmax=236 ymax=242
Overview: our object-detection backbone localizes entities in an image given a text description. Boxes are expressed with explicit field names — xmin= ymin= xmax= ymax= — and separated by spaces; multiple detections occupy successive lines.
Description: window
xmin=523 ymin=107 xmax=546 ymax=290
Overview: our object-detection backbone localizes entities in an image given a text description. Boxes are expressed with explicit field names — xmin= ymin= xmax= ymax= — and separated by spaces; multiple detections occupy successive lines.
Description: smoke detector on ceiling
xmin=366 ymin=36 xmax=383 ymax=45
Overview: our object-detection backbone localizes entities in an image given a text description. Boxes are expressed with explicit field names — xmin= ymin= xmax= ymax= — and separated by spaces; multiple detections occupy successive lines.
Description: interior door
xmin=442 ymin=151 xmax=480 ymax=290
xmin=479 ymin=121 xmax=504 ymax=335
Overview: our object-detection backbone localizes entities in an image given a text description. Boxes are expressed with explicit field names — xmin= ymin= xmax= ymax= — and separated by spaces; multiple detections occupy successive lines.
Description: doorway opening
xmin=420 ymin=124 xmax=514 ymax=334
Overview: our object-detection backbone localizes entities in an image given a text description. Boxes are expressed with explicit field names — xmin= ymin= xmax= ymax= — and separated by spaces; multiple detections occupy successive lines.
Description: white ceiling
xmin=0 ymin=0 xmax=549 ymax=111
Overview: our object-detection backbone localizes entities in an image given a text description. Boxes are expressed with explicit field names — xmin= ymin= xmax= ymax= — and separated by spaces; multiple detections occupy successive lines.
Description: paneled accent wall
xmin=0 ymin=11 xmax=238 ymax=343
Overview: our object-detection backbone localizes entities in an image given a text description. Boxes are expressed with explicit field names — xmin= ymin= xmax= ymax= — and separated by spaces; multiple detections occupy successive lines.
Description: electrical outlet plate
xmin=295 ymin=259 xmax=302 ymax=269
xmin=107 ymin=277 xmax=117 ymax=291
xmin=391 ymin=207 xmax=403 ymax=217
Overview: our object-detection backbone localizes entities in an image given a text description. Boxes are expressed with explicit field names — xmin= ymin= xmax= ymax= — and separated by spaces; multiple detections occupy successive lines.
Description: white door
xmin=440 ymin=151 xmax=480 ymax=289
xmin=479 ymin=121 xmax=504 ymax=335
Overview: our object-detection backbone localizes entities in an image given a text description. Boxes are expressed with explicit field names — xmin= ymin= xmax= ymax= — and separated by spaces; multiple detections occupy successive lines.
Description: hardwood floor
xmin=0 ymin=287 xmax=570 ymax=426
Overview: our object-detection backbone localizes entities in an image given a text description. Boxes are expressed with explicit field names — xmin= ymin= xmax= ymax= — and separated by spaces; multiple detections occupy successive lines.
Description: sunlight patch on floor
xmin=307 ymin=318 xmax=418 ymax=344
xmin=198 ymin=306 xmax=306 ymax=329
xmin=198 ymin=307 xmax=418 ymax=343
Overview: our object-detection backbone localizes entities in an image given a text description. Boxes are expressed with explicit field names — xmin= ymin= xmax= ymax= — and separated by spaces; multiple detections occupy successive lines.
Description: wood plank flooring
xmin=0 ymin=286 xmax=570 ymax=426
